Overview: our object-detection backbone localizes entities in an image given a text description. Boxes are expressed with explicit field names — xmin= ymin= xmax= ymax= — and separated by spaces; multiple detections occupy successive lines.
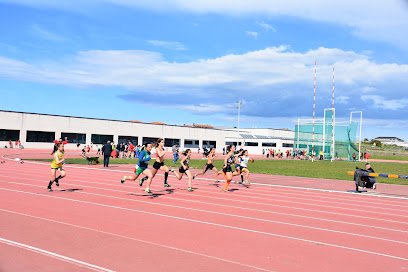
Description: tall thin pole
xmin=312 ymin=61 xmax=316 ymax=162
xmin=359 ymin=112 xmax=362 ymax=161
xmin=237 ymin=100 xmax=242 ymax=135
xmin=331 ymin=66 xmax=335 ymax=161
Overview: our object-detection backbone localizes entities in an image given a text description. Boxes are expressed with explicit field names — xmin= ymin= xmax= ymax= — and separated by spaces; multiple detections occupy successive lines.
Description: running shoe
xmin=47 ymin=186 xmax=52 ymax=192
xmin=139 ymin=178 xmax=145 ymax=186
xmin=121 ymin=177 xmax=125 ymax=184
xmin=145 ymin=188 xmax=152 ymax=194
xmin=164 ymin=183 xmax=171 ymax=187
xmin=193 ymin=174 xmax=196 ymax=180
xmin=187 ymin=187 xmax=193 ymax=192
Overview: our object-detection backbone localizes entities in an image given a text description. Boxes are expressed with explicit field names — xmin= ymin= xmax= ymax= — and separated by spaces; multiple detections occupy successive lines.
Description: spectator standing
xmin=172 ymin=144 xmax=179 ymax=165
xmin=102 ymin=141 xmax=113 ymax=167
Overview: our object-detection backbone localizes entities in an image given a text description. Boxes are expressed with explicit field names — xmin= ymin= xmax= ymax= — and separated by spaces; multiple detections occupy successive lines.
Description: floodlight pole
xmin=350 ymin=111 xmax=363 ymax=161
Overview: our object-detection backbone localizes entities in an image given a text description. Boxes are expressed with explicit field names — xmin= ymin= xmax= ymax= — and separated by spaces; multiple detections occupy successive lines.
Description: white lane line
xmin=3 ymin=180 xmax=407 ymax=245
xmin=0 ymin=237 xmax=114 ymax=272
xmin=5 ymin=165 xmax=406 ymax=211
xmin=1 ymin=187 xmax=407 ymax=262
xmin=7 ymin=156 xmax=407 ymax=200
xmin=2 ymin=176 xmax=407 ymax=234
xmin=1 ymin=176 xmax=407 ymax=226
xmin=0 ymin=209 xmax=271 ymax=272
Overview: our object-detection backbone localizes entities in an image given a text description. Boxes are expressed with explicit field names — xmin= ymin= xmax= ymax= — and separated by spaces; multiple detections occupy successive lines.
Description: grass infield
xmin=29 ymin=157 xmax=408 ymax=185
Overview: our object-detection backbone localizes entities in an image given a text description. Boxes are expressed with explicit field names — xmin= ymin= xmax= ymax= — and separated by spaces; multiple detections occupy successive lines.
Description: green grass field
xmin=370 ymin=155 xmax=408 ymax=161
xmin=29 ymin=157 xmax=408 ymax=185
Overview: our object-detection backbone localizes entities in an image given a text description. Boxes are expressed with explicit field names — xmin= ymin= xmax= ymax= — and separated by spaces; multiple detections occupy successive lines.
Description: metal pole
xmin=323 ymin=109 xmax=326 ymax=159
xmin=349 ymin=111 xmax=352 ymax=160
xmin=297 ymin=118 xmax=300 ymax=150
xmin=312 ymin=61 xmax=316 ymax=162
xmin=359 ymin=112 xmax=363 ymax=161
xmin=350 ymin=111 xmax=363 ymax=161
xmin=331 ymin=66 xmax=335 ymax=161
xmin=237 ymin=100 xmax=242 ymax=134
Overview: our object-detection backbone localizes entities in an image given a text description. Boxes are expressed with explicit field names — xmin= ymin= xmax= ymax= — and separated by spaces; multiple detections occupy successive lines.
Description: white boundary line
xmin=0 ymin=209 xmax=271 ymax=272
xmin=1 ymin=171 xmax=407 ymax=226
xmin=0 ymin=237 xmax=114 ymax=272
xmin=1 ymin=187 xmax=407 ymax=262
xmin=3 ymin=179 xmax=408 ymax=245
xmin=3 ymin=174 xmax=407 ymax=233
xmin=6 ymin=156 xmax=407 ymax=200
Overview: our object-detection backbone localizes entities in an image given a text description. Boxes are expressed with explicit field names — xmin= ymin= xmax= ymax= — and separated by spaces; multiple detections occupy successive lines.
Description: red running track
xmin=1 ymin=149 xmax=407 ymax=271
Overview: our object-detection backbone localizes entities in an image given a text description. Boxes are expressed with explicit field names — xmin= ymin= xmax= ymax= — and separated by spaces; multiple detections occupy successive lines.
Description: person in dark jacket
xmin=102 ymin=141 xmax=113 ymax=167
xmin=354 ymin=163 xmax=376 ymax=192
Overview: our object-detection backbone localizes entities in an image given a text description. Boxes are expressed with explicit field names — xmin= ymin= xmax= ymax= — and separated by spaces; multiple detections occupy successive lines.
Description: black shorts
xmin=179 ymin=166 xmax=188 ymax=174
xmin=235 ymin=164 xmax=241 ymax=171
xmin=223 ymin=165 xmax=233 ymax=173
xmin=153 ymin=161 xmax=165 ymax=170
xmin=51 ymin=167 xmax=64 ymax=171
xmin=240 ymin=166 xmax=247 ymax=170
xmin=204 ymin=163 xmax=215 ymax=172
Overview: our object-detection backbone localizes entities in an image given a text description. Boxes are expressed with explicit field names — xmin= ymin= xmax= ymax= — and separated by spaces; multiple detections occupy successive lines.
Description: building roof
xmin=374 ymin=137 xmax=404 ymax=142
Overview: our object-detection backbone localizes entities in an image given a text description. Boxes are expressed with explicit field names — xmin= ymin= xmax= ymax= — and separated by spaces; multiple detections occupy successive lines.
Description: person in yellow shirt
xmin=48 ymin=143 xmax=66 ymax=192
xmin=319 ymin=150 xmax=324 ymax=160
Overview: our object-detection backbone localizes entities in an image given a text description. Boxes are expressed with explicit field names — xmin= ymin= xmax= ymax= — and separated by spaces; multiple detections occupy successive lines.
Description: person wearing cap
xmin=354 ymin=162 xmax=376 ymax=192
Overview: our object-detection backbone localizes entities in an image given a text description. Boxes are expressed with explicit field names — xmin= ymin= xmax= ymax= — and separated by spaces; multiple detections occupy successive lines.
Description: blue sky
xmin=0 ymin=0 xmax=408 ymax=141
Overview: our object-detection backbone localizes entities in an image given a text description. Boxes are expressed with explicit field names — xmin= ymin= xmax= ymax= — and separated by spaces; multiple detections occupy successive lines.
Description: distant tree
xmin=370 ymin=140 xmax=383 ymax=147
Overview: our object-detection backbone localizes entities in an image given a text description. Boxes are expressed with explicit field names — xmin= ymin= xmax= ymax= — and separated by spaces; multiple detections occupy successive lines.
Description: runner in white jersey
xmin=239 ymin=150 xmax=254 ymax=185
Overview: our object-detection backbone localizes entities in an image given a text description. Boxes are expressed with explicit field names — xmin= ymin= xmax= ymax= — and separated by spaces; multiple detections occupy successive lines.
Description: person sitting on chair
xmin=354 ymin=163 xmax=376 ymax=192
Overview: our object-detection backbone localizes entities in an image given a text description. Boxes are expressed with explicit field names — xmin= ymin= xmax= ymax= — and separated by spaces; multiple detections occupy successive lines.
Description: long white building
xmin=0 ymin=110 xmax=295 ymax=154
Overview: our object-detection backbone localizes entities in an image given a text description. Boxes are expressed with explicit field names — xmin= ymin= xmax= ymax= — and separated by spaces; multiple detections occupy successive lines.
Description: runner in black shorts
xmin=173 ymin=149 xmax=194 ymax=191
xmin=193 ymin=147 xmax=218 ymax=181
xmin=140 ymin=138 xmax=172 ymax=187
xmin=221 ymin=145 xmax=236 ymax=192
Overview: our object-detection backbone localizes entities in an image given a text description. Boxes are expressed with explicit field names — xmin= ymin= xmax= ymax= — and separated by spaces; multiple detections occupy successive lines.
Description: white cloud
xmin=3 ymin=0 xmax=406 ymax=48
xmin=29 ymin=24 xmax=66 ymax=42
xmin=361 ymin=95 xmax=408 ymax=110
xmin=336 ymin=96 xmax=349 ymax=104
xmin=245 ymin=31 xmax=258 ymax=39
xmin=256 ymin=21 xmax=276 ymax=32
xmin=147 ymin=40 xmax=187 ymax=51
xmin=0 ymin=46 xmax=407 ymax=95
xmin=180 ymin=103 xmax=228 ymax=114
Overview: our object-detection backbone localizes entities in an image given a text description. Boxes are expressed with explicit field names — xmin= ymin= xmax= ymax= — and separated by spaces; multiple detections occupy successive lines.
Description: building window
xmin=0 ymin=129 xmax=20 ymax=141
xmin=202 ymin=140 xmax=216 ymax=148
xmin=119 ymin=136 xmax=138 ymax=145
xmin=283 ymin=143 xmax=294 ymax=148
xmin=245 ymin=142 xmax=259 ymax=146
xmin=142 ymin=137 xmax=159 ymax=145
xmin=61 ymin=132 xmax=86 ymax=144
xmin=165 ymin=138 xmax=180 ymax=147
xmin=262 ymin=142 xmax=276 ymax=147
xmin=91 ymin=134 xmax=113 ymax=145
xmin=225 ymin=142 xmax=242 ymax=146
xmin=184 ymin=139 xmax=199 ymax=148
xmin=26 ymin=131 xmax=55 ymax=143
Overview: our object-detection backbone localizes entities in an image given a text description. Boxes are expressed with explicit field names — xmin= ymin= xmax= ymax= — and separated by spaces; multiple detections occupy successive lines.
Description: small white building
xmin=0 ymin=110 xmax=295 ymax=154
xmin=373 ymin=137 xmax=408 ymax=148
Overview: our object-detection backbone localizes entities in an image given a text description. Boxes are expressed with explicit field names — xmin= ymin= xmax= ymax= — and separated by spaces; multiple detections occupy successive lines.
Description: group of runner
xmin=47 ymin=138 xmax=254 ymax=194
